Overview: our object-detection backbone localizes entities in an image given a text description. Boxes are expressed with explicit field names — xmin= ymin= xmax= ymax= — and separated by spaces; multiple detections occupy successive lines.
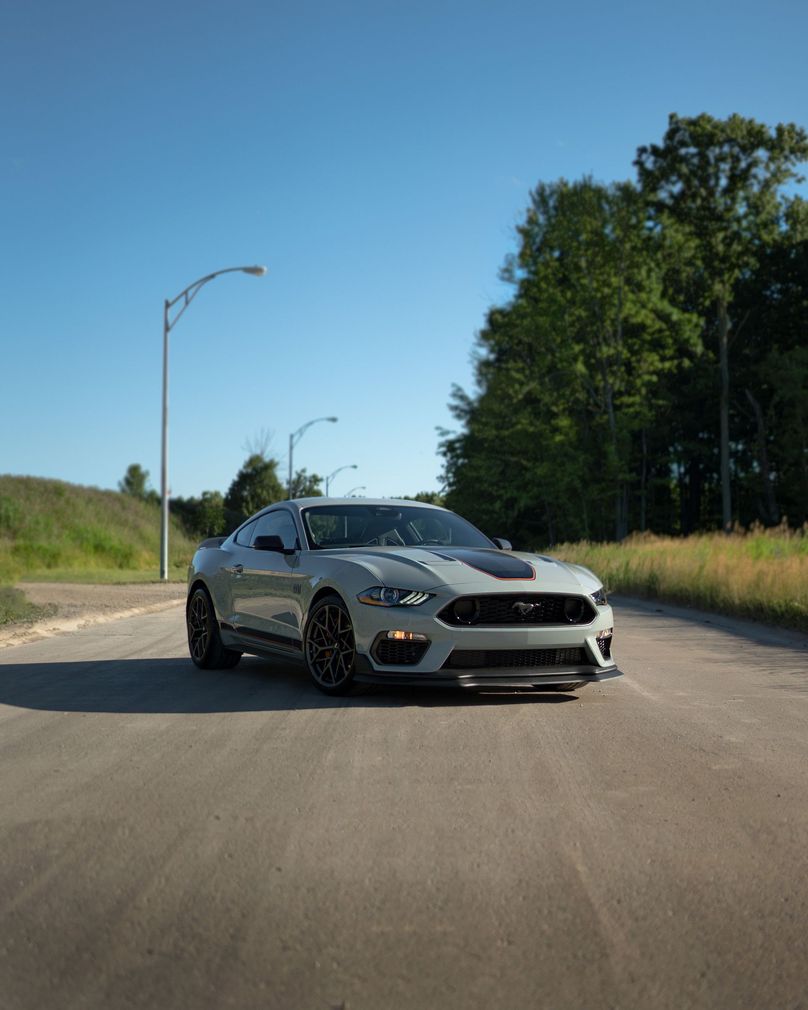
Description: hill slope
xmin=0 ymin=475 xmax=198 ymax=583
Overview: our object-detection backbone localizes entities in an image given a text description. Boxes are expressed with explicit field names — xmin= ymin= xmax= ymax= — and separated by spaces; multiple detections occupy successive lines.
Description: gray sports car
xmin=186 ymin=498 xmax=621 ymax=695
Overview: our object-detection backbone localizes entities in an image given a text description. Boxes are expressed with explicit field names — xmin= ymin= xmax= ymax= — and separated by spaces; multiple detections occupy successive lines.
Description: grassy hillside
xmin=0 ymin=475 xmax=198 ymax=584
xmin=553 ymin=524 xmax=808 ymax=634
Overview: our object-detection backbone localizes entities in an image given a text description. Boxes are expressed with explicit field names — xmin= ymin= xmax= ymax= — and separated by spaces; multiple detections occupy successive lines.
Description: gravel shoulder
xmin=0 ymin=581 xmax=186 ymax=648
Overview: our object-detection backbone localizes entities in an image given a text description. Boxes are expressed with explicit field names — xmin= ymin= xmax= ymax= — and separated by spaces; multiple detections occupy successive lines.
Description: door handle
xmin=229 ymin=564 xmax=244 ymax=575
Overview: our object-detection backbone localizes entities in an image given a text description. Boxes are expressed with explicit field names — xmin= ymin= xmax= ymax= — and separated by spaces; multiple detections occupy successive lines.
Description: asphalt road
xmin=1 ymin=598 xmax=807 ymax=1010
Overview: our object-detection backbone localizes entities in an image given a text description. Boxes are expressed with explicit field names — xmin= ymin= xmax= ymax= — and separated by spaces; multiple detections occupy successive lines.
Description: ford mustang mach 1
xmin=186 ymin=499 xmax=621 ymax=695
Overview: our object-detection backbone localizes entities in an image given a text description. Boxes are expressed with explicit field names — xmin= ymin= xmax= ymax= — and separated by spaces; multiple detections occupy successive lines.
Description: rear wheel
xmin=187 ymin=587 xmax=242 ymax=669
xmin=304 ymin=595 xmax=356 ymax=695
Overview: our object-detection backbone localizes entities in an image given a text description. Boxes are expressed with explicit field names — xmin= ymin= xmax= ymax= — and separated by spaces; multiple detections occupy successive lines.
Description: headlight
xmin=591 ymin=588 xmax=608 ymax=607
xmin=357 ymin=587 xmax=434 ymax=607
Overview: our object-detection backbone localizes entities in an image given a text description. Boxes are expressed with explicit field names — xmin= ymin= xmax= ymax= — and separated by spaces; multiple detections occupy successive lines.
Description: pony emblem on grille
xmin=512 ymin=601 xmax=538 ymax=617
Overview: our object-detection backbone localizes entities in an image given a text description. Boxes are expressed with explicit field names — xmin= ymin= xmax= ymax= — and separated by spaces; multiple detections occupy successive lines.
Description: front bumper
xmin=350 ymin=597 xmax=620 ymax=688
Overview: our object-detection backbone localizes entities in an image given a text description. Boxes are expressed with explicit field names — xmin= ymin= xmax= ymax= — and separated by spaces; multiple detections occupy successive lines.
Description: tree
xmin=170 ymin=490 xmax=227 ymax=538
xmin=224 ymin=454 xmax=284 ymax=526
xmin=730 ymin=197 xmax=808 ymax=525
xmin=635 ymin=113 xmax=808 ymax=531
xmin=289 ymin=469 xmax=323 ymax=498
xmin=119 ymin=463 xmax=152 ymax=501
xmin=401 ymin=491 xmax=446 ymax=506
xmin=443 ymin=178 xmax=698 ymax=544
xmin=195 ymin=491 xmax=226 ymax=537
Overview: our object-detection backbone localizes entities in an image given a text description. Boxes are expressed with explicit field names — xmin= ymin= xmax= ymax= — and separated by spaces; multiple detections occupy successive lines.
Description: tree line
xmin=119 ymin=458 xmax=440 ymax=540
xmin=119 ymin=456 xmax=323 ymax=539
xmin=441 ymin=113 xmax=808 ymax=546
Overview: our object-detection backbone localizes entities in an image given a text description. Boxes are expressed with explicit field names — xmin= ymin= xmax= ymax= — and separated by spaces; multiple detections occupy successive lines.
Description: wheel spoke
xmin=306 ymin=605 xmax=355 ymax=687
xmin=188 ymin=595 xmax=211 ymax=661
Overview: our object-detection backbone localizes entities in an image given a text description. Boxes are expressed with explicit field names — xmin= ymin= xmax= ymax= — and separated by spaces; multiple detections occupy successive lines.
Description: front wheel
xmin=187 ymin=587 xmax=242 ymax=669
xmin=304 ymin=595 xmax=357 ymax=695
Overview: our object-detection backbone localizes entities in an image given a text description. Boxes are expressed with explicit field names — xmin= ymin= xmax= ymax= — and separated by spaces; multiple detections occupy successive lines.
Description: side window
xmin=253 ymin=510 xmax=299 ymax=550
xmin=235 ymin=519 xmax=258 ymax=547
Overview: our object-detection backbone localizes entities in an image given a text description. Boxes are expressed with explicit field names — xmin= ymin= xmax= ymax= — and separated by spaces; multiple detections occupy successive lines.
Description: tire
xmin=548 ymin=682 xmax=587 ymax=692
xmin=187 ymin=587 xmax=242 ymax=670
xmin=303 ymin=594 xmax=357 ymax=695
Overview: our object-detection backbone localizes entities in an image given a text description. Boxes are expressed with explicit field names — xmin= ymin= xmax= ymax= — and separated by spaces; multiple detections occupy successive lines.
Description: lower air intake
xmin=374 ymin=639 xmax=429 ymax=666
xmin=442 ymin=647 xmax=588 ymax=670
xmin=597 ymin=635 xmax=612 ymax=660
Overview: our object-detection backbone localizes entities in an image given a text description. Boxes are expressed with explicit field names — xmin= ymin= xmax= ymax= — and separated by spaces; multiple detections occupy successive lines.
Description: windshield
xmin=301 ymin=504 xmax=494 ymax=550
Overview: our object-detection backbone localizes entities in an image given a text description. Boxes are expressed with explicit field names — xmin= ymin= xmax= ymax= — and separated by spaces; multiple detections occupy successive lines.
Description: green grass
xmin=552 ymin=522 xmax=808 ymax=633
xmin=0 ymin=585 xmax=56 ymax=626
xmin=0 ymin=475 xmax=198 ymax=584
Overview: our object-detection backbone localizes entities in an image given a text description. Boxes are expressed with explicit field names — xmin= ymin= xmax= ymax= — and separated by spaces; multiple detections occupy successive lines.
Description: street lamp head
xmin=241 ymin=265 xmax=268 ymax=276
xmin=327 ymin=416 xmax=338 ymax=422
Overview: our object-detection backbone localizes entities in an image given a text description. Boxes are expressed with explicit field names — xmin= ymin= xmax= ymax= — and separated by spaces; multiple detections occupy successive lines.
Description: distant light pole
xmin=160 ymin=265 xmax=267 ymax=581
xmin=325 ymin=464 xmax=357 ymax=496
xmin=344 ymin=485 xmax=366 ymax=497
xmin=287 ymin=417 xmax=338 ymax=498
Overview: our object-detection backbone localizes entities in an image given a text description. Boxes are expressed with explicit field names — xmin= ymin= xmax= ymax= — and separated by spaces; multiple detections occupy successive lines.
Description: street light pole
xmin=287 ymin=416 xmax=338 ymax=498
xmin=344 ymin=486 xmax=366 ymax=497
xmin=160 ymin=265 xmax=266 ymax=581
xmin=325 ymin=464 xmax=357 ymax=496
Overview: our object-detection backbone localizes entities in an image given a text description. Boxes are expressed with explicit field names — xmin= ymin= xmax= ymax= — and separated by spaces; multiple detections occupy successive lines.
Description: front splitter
xmin=352 ymin=666 xmax=623 ymax=689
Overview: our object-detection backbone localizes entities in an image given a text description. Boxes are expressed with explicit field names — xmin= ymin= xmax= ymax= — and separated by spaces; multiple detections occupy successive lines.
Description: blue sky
xmin=2 ymin=0 xmax=807 ymax=501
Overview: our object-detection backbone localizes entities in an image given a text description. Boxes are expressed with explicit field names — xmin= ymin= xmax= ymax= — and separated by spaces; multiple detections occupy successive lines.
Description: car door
xmin=226 ymin=518 xmax=259 ymax=628
xmin=236 ymin=509 xmax=306 ymax=650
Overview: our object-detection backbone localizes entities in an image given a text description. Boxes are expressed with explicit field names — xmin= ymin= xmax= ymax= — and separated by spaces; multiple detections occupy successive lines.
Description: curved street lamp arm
xmin=291 ymin=415 xmax=339 ymax=449
xmin=325 ymin=464 xmax=358 ymax=495
xmin=166 ymin=266 xmax=266 ymax=331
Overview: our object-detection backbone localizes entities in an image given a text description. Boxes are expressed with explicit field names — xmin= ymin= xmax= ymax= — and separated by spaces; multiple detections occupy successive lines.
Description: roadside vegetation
xmin=0 ymin=475 xmax=196 ymax=588
xmin=553 ymin=524 xmax=808 ymax=633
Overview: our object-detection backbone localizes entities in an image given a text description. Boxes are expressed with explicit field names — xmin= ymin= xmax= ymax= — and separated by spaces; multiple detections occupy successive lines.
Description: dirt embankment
xmin=0 ymin=582 xmax=186 ymax=648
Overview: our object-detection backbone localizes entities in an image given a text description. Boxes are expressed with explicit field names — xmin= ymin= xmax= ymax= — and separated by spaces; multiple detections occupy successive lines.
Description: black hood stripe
xmin=428 ymin=548 xmax=535 ymax=581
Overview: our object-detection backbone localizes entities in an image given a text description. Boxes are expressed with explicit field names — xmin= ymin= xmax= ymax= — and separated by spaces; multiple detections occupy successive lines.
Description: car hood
xmin=323 ymin=546 xmax=601 ymax=594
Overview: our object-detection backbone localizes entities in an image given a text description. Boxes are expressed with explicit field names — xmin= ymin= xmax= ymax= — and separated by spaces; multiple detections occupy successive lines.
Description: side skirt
xmin=220 ymin=622 xmax=302 ymax=656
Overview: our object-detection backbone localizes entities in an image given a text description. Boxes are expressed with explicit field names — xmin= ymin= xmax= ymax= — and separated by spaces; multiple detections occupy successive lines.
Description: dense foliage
xmin=442 ymin=113 xmax=808 ymax=547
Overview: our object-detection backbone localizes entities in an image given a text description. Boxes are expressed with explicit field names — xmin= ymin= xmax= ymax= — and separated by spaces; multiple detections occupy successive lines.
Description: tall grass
xmin=552 ymin=522 xmax=808 ymax=633
xmin=0 ymin=475 xmax=198 ymax=583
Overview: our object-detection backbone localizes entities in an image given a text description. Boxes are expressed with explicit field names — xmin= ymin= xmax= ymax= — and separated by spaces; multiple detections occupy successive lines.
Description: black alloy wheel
xmin=187 ymin=587 xmax=242 ymax=669
xmin=304 ymin=595 xmax=357 ymax=695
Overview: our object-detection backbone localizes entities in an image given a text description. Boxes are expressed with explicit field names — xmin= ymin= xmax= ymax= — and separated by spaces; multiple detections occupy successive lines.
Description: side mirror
xmin=254 ymin=535 xmax=296 ymax=555
xmin=491 ymin=537 xmax=512 ymax=551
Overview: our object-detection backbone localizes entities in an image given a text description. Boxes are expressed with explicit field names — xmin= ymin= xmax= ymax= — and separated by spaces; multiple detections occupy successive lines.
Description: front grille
xmin=442 ymin=647 xmax=589 ymax=670
xmin=597 ymin=635 xmax=612 ymax=660
xmin=374 ymin=639 xmax=430 ymax=666
xmin=438 ymin=594 xmax=595 ymax=627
